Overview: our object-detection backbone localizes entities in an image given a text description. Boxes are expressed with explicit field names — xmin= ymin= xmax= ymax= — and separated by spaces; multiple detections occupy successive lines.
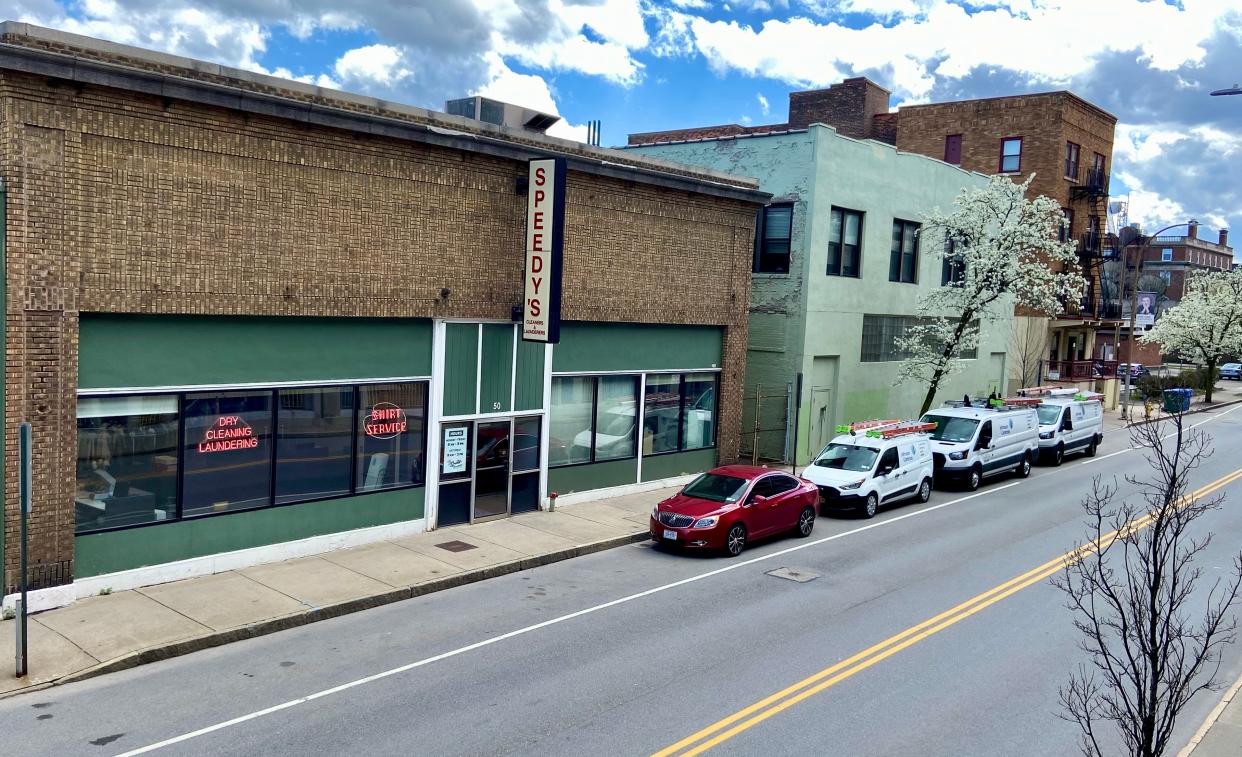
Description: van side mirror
xmin=878 ymin=465 xmax=894 ymax=476
xmin=975 ymin=437 xmax=991 ymax=451
xmin=1062 ymin=420 xmax=1073 ymax=431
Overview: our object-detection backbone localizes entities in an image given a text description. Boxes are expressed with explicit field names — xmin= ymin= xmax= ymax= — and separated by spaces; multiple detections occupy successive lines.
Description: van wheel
xmin=1085 ymin=437 xmax=1098 ymax=457
xmin=967 ymin=466 xmax=982 ymax=491
xmin=1052 ymin=444 xmax=1065 ymax=466
xmin=1016 ymin=454 xmax=1032 ymax=478
xmin=917 ymin=478 xmax=932 ymax=503
xmin=860 ymin=492 xmax=879 ymax=519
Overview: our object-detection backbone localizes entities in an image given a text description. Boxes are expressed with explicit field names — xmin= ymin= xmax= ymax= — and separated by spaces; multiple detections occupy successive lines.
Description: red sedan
xmin=650 ymin=465 xmax=819 ymax=557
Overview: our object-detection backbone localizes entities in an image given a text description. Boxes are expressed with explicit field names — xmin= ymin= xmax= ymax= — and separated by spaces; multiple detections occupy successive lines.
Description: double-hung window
xmin=890 ymin=220 xmax=919 ymax=283
xmin=941 ymin=239 xmax=966 ymax=286
xmin=999 ymin=137 xmax=1022 ymax=173
xmin=755 ymin=203 xmax=793 ymax=273
xmin=828 ymin=207 xmax=863 ymax=277
xmin=1065 ymin=141 xmax=1080 ymax=180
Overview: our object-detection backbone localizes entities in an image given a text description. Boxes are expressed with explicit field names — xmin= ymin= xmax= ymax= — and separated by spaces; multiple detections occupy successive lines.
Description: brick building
xmin=630 ymin=77 xmax=1119 ymax=397
xmin=0 ymin=24 xmax=767 ymax=608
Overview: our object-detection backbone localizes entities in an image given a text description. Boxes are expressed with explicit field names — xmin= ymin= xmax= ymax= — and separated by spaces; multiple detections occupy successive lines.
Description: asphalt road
xmin=5 ymin=406 xmax=1242 ymax=757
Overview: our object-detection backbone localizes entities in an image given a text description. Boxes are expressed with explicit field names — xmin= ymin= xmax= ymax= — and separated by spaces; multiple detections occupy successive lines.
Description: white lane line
xmin=1080 ymin=405 xmax=1242 ymax=466
xmin=116 ymin=481 xmax=1021 ymax=756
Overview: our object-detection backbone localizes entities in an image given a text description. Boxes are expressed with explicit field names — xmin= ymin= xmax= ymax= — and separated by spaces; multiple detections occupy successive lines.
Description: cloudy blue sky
xmin=3 ymin=0 xmax=1241 ymax=248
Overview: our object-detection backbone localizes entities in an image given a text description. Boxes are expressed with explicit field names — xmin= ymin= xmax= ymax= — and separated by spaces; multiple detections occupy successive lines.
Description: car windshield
xmin=813 ymin=443 xmax=879 ymax=472
xmin=682 ymin=473 xmax=749 ymax=503
xmin=1037 ymin=405 xmax=1063 ymax=424
xmin=921 ymin=414 xmax=980 ymax=443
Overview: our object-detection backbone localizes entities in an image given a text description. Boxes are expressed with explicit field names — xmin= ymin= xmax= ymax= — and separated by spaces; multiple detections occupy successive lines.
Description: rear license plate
xmin=663 ymin=529 xmax=677 ymax=540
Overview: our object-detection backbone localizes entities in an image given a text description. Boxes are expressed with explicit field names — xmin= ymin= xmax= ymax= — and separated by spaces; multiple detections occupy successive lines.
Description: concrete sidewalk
xmin=0 ymin=488 xmax=672 ymax=697
xmin=1180 ymin=671 xmax=1242 ymax=757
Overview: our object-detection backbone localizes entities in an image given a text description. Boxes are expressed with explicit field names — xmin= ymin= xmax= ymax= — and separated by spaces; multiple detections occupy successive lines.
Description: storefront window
xmin=644 ymin=374 xmax=681 ymax=454
xmin=513 ymin=416 xmax=541 ymax=472
xmin=276 ymin=387 xmax=354 ymax=504
xmin=550 ymin=377 xmax=593 ymax=466
xmin=75 ymin=396 xmax=179 ymax=532
xmin=682 ymin=374 xmax=717 ymax=450
xmin=182 ymin=391 xmax=273 ymax=517
xmin=357 ymin=383 xmax=427 ymax=491
xmin=594 ymin=376 xmax=638 ymax=461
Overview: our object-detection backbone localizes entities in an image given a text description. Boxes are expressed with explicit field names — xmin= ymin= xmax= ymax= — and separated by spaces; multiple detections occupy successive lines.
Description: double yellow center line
xmin=654 ymin=466 xmax=1242 ymax=757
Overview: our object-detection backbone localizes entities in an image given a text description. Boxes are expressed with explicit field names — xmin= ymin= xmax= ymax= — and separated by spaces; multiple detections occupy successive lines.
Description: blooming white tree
xmin=1141 ymin=267 xmax=1242 ymax=404
xmin=895 ymin=175 xmax=1086 ymax=415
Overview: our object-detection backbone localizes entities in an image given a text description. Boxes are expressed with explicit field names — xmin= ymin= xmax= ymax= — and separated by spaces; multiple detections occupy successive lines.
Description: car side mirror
xmin=750 ymin=495 xmax=768 ymax=507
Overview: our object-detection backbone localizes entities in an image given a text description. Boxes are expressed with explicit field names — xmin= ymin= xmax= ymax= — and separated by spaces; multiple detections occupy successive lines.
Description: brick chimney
xmin=1220 ymin=228 xmax=1229 ymax=247
xmin=1188 ymin=221 xmax=1199 ymax=239
xmin=787 ymin=77 xmax=891 ymax=140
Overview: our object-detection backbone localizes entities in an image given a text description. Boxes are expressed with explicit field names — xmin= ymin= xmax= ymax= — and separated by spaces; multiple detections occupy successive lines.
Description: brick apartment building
xmin=631 ymin=77 xmax=1119 ymax=397
xmin=0 ymin=24 xmax=768 ymax=609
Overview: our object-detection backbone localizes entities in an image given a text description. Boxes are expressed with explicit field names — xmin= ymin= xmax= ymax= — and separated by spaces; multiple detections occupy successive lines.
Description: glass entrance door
xmin=473 ymin=421 xmax=511 ymax=520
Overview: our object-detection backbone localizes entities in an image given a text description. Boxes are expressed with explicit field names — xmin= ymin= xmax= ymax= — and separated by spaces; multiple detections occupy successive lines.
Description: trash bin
xmin=1162 ymin=388 xmax=1192 ymax=413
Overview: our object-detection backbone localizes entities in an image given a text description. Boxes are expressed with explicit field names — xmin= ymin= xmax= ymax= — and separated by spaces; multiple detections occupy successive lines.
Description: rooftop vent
xmin=445 ymin=96 xmax=560 ymax=133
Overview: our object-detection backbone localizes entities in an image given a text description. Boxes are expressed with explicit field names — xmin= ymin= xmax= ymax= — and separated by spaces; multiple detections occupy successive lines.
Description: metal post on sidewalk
xmin=15 ymin=422 xmax=31 ymax=678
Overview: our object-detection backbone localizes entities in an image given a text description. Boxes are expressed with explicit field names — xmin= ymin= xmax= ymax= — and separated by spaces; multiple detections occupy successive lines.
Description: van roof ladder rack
xmin=834 ymin=419 xmax=900 ymax=435
xmin=864 ymin=421 xmax=937 ymax=439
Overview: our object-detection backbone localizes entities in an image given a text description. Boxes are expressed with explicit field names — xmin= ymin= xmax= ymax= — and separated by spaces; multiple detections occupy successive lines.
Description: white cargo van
xmin=800 ymin=420 xmax=935 ymax=519
xmin=919 ymin=400 xmax=1040 ymax=490
xmin=1036 ymin=391 xmax=1104 ymax=464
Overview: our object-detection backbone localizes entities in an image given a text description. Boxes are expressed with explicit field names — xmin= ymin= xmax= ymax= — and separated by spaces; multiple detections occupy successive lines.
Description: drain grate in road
xmin=766 ymin=567 xmax=820 ymax=583
xmin=435 ymin=540 xmax=478 ymax=553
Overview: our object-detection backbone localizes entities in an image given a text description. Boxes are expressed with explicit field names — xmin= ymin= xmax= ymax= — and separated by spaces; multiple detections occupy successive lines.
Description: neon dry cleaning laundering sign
xmin=522 ymin=157 xmax=565 ymax=343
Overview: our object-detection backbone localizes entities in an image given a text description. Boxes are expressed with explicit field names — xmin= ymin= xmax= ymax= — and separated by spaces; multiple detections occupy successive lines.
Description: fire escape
xmin=1070 ymin=166 xmax=1113 ymax=320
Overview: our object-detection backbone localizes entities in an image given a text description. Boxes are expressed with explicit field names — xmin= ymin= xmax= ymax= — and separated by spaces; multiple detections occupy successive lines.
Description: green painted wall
xmin=480 ymin=324 xmax=514 ymax=413
xmin=642 ymin=449 xmax=717 ymax=482
xmin=548 ymin=457 xmax=638 ymax=495
xmin=632 ymin=128 xmax=1009 ymax=466
xmin=79 ymin=315 xmax=432 ymax=389
xmin=552 ymin=322 xmax=723 ymax=373
xmin=443 ymin=323 xmax=479 ymax=416
xmin=514 ymin=340 xmax=545 ymax=411
xmin=75 ymin=487 xmax=423 ymax=577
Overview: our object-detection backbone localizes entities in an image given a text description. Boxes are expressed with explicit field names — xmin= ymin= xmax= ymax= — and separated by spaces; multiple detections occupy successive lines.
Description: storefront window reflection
xmin=357 ymin=383 xmax=427 ymax=491
xmin=182 ymin=391 xmax=273 ymax=516
xmin=595 ymin=376 xmax=637 ymax=461
xmin=277 ymin=387 xmax=354 ymax=503
xmin=682 ymin=374 xmax=717 ymax=450
xmin=76 ymin=396 xmax=179 ymax=531
xmin=550 ymin=377 xmax=593 ymax=466
xmin=644 ymin=375 xmax=681 ymax=454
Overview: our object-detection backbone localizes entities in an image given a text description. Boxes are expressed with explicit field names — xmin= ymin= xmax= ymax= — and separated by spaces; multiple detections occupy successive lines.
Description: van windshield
xmin=813 ymin=443 xmax=879 ymax=472
xmin=1037 ymin=405 xmax=1063 ymax=425
xmin=921 ymin=414 xmax=979 ymax=443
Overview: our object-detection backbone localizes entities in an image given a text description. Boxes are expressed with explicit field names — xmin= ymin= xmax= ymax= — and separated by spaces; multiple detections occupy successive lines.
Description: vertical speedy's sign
xmin=523 ymin=157 xmax=565 ymax=343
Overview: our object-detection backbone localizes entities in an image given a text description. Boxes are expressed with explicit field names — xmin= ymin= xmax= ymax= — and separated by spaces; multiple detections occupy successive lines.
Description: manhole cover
xmin=766 ymin=567 xmax=819 ymax=583
xmin=435 ymin=540 xmax=478 ymax=553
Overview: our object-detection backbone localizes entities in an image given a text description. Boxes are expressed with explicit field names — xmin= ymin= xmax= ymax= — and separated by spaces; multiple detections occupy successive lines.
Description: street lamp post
xmin=1118 ymin=220 xmax=1198 ymax=421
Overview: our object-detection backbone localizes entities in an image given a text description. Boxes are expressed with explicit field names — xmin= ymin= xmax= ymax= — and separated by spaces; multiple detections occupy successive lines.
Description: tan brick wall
xmin=0 ymin=70 xmax=757 ymax=589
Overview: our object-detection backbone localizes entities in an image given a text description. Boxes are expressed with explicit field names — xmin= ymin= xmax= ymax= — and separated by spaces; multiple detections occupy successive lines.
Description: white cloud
xmin=669 ymin=0 xmax=711 ymax=8
xmin=332 ymin=44 xmax=410 ymax=85
xmin=757 ymin=92 xmax=770 ymax=114
xmin=476 ymin=53 xmax=589 ymax=142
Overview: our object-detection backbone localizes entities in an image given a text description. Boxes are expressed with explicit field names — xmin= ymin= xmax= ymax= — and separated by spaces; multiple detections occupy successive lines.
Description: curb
xmin=1177 ymin=669 xmax=1242 ymax=757
xmin=2 ymin=529 xmax=651 ymax=699
xmin=1119 ymin=397 xmax=1242 ymax=430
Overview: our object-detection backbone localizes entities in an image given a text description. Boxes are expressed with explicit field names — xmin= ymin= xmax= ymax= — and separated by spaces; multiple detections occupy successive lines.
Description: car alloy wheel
xmin=861 ymin=492 xmax=879 ymax=519
xmin=796 ymin=506 xmax=816 ymax=537
xmin=725 ymin=524 xmax=747 ymax=557
xmin=968 ymin=467 xmax=982 ymax=491
xmin=918 ymin=478 xmax=932 ymax=502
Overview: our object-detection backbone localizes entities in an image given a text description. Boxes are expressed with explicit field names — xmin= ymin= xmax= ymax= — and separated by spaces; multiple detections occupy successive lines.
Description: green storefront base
xmin=547 ymin=449 xmax=718 ymax=497
xmin=75 ymin=487 xmax=424 ymax=577
xmin=642 ymin=449 xmax=717 ymax=482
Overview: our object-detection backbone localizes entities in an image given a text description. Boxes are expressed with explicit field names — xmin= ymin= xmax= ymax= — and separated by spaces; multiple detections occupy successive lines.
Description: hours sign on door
xmin=523 ymin=157 xmax=565 ymax=343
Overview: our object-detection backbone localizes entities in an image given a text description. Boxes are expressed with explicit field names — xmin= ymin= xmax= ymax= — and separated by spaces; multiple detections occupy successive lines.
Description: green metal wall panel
xmin=443 ymin=323 xmax=479 ymax=416
xmin=514 ymin=340 xmax=546 ymax=411
xmin=74 ymin=488 xmax=423 ymax=577
xmin=547 ymin=457 xmax=638 ymax=495
xmin=552 ymin=322 xmax=723 ymax=373
xmin=79 ymin=315 xmax=432 ymax=389
xmin=479 ymin=324 xmax=514 ymax=413
xmin=641 ymin=449 xmax=717 ymax=482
